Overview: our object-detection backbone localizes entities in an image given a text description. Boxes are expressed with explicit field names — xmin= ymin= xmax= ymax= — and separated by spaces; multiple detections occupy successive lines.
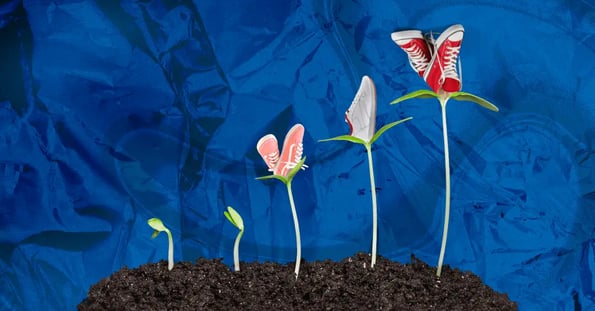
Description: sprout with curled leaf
xmin=147 ymin=217 xmax=174 ymax=271
xmin=320 ymin=76 xmax=412 ymax=268
xmin=224 ymin=206 xmax=244 ymax=272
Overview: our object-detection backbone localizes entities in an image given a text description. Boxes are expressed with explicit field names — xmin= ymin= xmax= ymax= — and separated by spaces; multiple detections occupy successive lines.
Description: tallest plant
xmin=390 ymin=24 xmax=499 ymax=277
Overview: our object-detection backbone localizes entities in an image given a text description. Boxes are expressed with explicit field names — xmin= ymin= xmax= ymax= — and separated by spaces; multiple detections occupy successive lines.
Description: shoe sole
xmin=257 ymin=134 xmax=277 ymax=151
xmin=345 ymin=76 xmax=376 ymax=142
xmin=390 ymin=29 xmax=423 ymax=44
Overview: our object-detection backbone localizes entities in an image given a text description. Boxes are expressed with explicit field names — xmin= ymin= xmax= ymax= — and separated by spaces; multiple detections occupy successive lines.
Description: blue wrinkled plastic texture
xmin=0 ymin=0 xmax=594 ymax=310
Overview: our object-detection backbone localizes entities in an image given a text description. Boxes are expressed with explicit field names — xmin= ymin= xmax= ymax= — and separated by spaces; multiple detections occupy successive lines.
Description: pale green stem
xmin=437 ymin=97 xmax=451 ymax=277
xmin=165 ymin=229 xmax=174 ymax=271
xmin=365 ymin=144 xmax=377 ymax=268
xmin=286 ymin=180 xmax=302 ymax=278
xmin=233 ymin=229 xmax=244 ymax=272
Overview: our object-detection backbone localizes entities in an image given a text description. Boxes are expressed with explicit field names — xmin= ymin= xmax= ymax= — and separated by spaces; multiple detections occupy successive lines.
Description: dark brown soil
xmin=78 ymin=253 xmax=517 ymax=310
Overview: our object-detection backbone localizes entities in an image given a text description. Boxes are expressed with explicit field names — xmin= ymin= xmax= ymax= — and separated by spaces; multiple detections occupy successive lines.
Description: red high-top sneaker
xmin=391 ymin=30 xmax=433 ymax=78
xmin=423 ymin=24 xmax=464 ymax=93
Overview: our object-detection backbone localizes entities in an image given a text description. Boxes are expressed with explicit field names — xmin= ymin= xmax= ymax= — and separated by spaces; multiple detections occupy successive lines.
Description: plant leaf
xmin=256 ymin=174 xmax=288 ymax=183
xmin=390 ymin=89 xmax=438 ymax=105
xmin=369 ymin=116 xmax=413 ymax=145
xmin=286 ymin=157 xmax=306 ymax=182
xmin=224 ymin=211 xmax=235 ymax=227
xmin=225 ymin=206 xmax=244 ymax=230
xmin=151 ymin=230 xmax=160 ymax=239
xmin=319 ymin=135 xmax=366 ymax=145
xmin=255 ymin=157 xmax=306 ymax=185
xmin=449 ymin=92 xmax=499 ymax=111
xmin=148 ymin=218 xmax=167 ymax=232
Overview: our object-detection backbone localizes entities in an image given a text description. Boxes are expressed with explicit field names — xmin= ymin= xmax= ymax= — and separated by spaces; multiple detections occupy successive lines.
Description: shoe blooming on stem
xmin=391 ymin=24 xmax=499 ymax=277
xmin=319 ymin=76 xmax=412 ymax=268
xmin=256 ymin=123 xmax=307 ymax=278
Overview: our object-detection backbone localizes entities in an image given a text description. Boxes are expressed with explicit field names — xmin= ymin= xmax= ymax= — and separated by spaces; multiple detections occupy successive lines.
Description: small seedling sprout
xmin=224 ymin=206 xmax=245 ymax=272
xmin=147 ymin=217 xmax=174 ymax=271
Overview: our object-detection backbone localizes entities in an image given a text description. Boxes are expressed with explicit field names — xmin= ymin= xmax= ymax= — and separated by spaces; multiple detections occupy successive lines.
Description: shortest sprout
xmin=147 ymin=218 xmax=174 ymax=271
xmin=224 ymin=206 xmax=244 ymax=272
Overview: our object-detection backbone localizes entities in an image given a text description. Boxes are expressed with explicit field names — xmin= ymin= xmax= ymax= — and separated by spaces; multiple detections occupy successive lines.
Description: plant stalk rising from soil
xmin=147 ymin=217 xmax=174 ymax=271
xmin=391 ymin=89 xmax=498 ymax=276
xmin=224 ymin=206 xmax=245 ymax=272
xmin=320 ymin=76 xmax=412 ymax=268
xmin=257 ymin=158 xmax=306 ymax=277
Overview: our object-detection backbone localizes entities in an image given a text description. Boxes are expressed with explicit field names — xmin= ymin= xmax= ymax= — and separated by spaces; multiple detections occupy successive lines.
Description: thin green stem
xmin=437 ymin=97 xmax=451 ymax=277
xmin=166 ymin=229 xmax=174 ymax=271
xmin=365 ymin=144 xmax=378 ymax=268
xmin=233 ymin=230 xmax=244 ymax=272
xmin=286 ymin=180 xmax=302 ymax=278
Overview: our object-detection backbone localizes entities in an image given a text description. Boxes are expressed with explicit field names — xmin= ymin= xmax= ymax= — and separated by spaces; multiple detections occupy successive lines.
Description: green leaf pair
xmin=319 ymin=117 xmax=413 ymax=147
xmin=224 ymin=206 xmax=244 ymax=231
xmin=255 ymin=157 xmax=307 ymax=185
xmin=390 ymin=89 xmax=499 ymax=112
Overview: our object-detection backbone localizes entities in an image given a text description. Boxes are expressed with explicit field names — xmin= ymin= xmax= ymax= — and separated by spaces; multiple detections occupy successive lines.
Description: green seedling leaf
xmin=319 ymin=135 xmax=366 ymax=145
xmin=148 ymin=218 xmax=167 ymax=233
xmin=286 ymin=157 xmax=306 ymax=182
xmin=368 ymin=117 xmax=413 ymax=145
xmin=390 ymin=89 xmax=438 ymax=105
xmin=255 ymin=157 xmax=306 ymax=185
xmin=151 ymin=230 xmax=160 ymax=239
xmin=449 ymin=91 xmax=499 ymax=111
xmin=256 ymin=174 xmax=288 ymax=183
xmin=224 ymin=206 xmax=244 ymax=231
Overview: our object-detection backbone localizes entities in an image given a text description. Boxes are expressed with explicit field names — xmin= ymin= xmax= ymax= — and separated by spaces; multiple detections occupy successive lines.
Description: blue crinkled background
xmin=1 ymin=0 xmax=594 ymax=310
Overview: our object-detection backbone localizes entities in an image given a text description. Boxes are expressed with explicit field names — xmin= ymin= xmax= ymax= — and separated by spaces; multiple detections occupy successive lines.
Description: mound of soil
xmin=78 ymin=253 xmax=517 ymax=310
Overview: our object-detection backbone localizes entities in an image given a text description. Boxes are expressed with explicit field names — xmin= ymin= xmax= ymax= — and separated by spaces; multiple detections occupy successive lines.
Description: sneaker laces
xmin=265 ymin=151 xmax=279 ymax=172
xmin=283 ymin=143 xmax=308 ymax=172
xmin=404 ymin=44 xmax=429 ymax=73
xmin=441 ymin=45 xmax=461 ymax=80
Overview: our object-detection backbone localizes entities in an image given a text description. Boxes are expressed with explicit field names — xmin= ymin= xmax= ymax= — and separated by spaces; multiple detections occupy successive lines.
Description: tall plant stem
xmin=166 ymin=230 xmax=174 ymax=271
xmin=437 ymin=97 xmax=451 ymax=277
xmin=365 ymin=144 xmax=378 ymax=268
xmin=286 ymin=180 xmax=302 ymax=278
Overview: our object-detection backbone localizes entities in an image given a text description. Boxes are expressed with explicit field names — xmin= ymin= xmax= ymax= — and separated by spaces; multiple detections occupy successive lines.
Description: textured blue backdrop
xmin=1 ymin=0 xmax=594 ymax=310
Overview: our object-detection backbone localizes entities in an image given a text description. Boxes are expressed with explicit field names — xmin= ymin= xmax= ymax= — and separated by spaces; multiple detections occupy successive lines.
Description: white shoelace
xmin=405 ymin=44 xmax=429 ymax=72
xmin=266 ymin=151 xmax=279 ymax=172
xmin=283 ymin=143 xmax=308 ymax=171
xmin=441 ymin=45 xmax=461 ymax=80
